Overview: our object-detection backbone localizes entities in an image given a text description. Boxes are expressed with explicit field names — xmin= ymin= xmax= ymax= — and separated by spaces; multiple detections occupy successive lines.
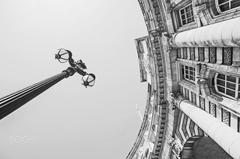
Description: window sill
xmin=177 ymin=22 xmax=198 ymax=32
xmin=179 ymin=80 xmax=196 ymax=92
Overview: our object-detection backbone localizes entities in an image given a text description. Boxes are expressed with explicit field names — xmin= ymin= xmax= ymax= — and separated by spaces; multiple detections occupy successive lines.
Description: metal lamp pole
xmin=0 ymin=49 xmax=96 ymax=120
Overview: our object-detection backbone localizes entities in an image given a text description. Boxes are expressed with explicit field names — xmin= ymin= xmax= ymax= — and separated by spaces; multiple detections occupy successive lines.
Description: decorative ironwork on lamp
xmin=82 ymin=73 xmax=96 ymax=87
xmin=55 ymin=48 xmax=96 ymax=87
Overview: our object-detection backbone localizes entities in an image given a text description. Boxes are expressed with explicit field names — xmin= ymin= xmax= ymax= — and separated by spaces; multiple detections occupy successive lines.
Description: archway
xmin=180 ymin=136 xmax=232 ymax=159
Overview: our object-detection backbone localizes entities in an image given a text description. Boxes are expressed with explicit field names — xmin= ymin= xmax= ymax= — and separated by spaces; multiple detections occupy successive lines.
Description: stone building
xmin=127 ymin=0 xmax=240 ymax=159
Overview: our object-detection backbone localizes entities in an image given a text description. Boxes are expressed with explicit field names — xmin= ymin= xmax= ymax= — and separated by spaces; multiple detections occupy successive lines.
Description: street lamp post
xmin=0 ymin=49 xmax=96 ymax=120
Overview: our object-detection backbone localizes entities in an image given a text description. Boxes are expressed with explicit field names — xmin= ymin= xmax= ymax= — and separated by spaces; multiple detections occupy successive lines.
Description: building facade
xmin=127 ymin=0 xmax=240 ymax=159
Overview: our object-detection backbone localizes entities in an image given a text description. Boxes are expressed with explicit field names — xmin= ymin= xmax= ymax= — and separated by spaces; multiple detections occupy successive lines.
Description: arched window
xmin=215 ymin=73 xmax=240 ymax=99
xmin=216 ymin=0 xmax=240 ymax=12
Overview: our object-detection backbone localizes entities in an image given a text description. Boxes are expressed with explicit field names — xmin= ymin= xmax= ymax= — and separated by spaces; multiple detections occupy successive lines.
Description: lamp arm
xmin=76 ymin=68 xmax=87 ymax=76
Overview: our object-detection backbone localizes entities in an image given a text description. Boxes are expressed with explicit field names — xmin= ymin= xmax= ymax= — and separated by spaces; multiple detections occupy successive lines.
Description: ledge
xmin=172 ymin=17 xmax=240 ymax=47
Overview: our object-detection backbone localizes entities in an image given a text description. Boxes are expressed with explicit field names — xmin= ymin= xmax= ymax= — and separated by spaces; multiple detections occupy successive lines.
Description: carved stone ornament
xmin=200 ymin=64 xmax=207 ymax=77
xmin=170 ymin=92 xmax=177 ymax=107
xmin=197 ymin=78 xmax=208 ymax=85
xmin=169 ymin=137 xmax=183 ymax=156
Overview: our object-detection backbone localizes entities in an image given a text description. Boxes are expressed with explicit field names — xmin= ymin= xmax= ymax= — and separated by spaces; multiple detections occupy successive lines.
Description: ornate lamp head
xmin=55 ymin=48 xmax=72 ymax=63
xmin=55 ymin=48 xmax=96 ymax=88
xmin=82 ymin=73 xmax=96 ymax=87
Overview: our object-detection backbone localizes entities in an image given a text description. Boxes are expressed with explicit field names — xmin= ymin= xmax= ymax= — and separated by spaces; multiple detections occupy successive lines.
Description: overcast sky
xmin=0 ymin=0 xmax=147 ymax=159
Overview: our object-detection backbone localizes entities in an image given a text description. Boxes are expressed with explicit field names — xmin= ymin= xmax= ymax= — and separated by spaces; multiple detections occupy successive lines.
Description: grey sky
xmin=0 ymin=0 xmax=147 ymax=159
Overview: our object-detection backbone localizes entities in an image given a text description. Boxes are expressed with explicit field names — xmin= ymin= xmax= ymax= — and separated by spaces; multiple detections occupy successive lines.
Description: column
xmin=177 ymin=99 xmax=240 ymax=159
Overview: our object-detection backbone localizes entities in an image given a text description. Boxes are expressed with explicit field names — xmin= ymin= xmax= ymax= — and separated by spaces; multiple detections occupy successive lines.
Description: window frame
xmin=214 ymin=73 xmax=240 ymax=99
xmin=181 ymin=65 xmax=196 ymax=83
xmin=178 ymin=3 xmax=195 ymax=26
xmin=216 ymin=0 xmax=240 ymax=13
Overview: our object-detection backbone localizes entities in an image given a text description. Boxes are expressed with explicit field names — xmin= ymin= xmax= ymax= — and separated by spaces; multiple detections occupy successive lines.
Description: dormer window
xmin=217 ymin=0 xmax=240 ymax=12
xmin=179 ymin=4 xmax=194 ymax=26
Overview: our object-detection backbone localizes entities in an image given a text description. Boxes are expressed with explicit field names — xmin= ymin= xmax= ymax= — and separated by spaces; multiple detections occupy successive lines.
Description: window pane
xmin=227 ymin=76 xmax=236 ymax=82
xmin=190 ymin=71 xmax=194 ymax=76
xmin=180 ymin=9 xmax=184 ymax=14
xmin=218 ymin=0 xmax=229 ymax=4
xmin=231 ymin=0 xmax=240 ymax=9
xmin=219 ymin=3 xmax=230 ymax=11
xmin=218 ymin=74 xmax=225 ymax=80
xmin=181 ymin=15 xmax=186 ymax=20
xmin=218 ymin=86 xmax=225 ymax=93
xmin=226 ymin=89 xmax=235 ymax=97
xmin=217 ymin=79 xmax=225 ymax=86
xmin=227 ymin=82 xmax=236 ymax=90
xmin=186 ymin=12 xmax=191 ymax=17
xmin=186 ymin=5 xmax=191 ymax=12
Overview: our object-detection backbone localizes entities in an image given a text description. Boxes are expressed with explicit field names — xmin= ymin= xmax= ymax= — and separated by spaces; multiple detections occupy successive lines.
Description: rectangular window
xmin=191 ymin=92 xmax=196 ymax=105
xmin=199 ymin=96 xmax=205 ymax=110
xmin=232 ymin=0 xmax=240 ymax=9
xmin=209 ymin=101 xmax=217 ymax=117
xmin=221 ymin=108 xmax=231 ymax=126
xmin=179 ymin=4 xmax=194 ymax=26
xmin=222 ymin=47 xmax=233 ymax=66
xmin=181 ymin=65 xmax=195 ymax=82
